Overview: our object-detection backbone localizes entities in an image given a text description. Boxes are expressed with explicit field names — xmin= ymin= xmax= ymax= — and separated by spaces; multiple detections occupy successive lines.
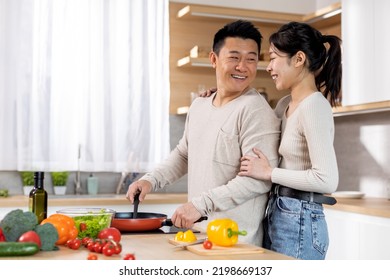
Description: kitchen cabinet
xmin=342 ymin=0 xmax=390 ymax=107
xmin=325 ymin=208 xmax=390 ymax=259
xmin=169 ymin=2 xmax=341 ymax=114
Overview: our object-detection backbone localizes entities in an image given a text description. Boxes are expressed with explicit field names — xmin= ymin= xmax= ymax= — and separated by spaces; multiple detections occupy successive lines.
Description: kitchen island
xmin=1 ymin=194 xmax=293 ymax=259
xmin=0 ymin=233 xmax=293 ymax=260
xmin=2 ymin=193 xmax=390 ymax=260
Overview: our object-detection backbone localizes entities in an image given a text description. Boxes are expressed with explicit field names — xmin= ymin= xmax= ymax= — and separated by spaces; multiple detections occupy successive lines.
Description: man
xmin=126 ymin=20 xmax=280 ymax=246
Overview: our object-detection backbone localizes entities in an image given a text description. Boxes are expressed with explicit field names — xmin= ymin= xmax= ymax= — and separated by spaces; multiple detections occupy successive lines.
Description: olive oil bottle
xmin=29 ymin=172 xmax=48 ymax=223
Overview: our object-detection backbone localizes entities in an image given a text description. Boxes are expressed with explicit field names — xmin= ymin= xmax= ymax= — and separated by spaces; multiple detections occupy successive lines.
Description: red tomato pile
xmin=84 ymin=237 xmax=122 ymax=257
xmin=64 ymin=227 xmax=135 ymax=260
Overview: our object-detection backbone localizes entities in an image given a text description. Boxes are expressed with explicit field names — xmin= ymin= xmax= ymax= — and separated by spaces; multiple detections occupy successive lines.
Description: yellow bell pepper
xmin=174 ymin=229 xmax=197 ymax=242
xmin=206 ymin=218 xmax=247 ymax=247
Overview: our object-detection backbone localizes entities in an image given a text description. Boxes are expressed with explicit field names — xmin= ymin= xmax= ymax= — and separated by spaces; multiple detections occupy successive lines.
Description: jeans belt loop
xmin=310 ymin=192 xmax=314 ymax=203
xmin=274 ymin=184 xmax=280 ymax=196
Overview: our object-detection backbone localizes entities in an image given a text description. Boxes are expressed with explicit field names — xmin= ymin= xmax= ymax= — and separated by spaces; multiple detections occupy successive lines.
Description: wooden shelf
xmin=333 ymin=100 xmax=390 ymax=117
xmin=302 ymin=2 xmax=341 ymax=23
xmin=176 ymin=3 xmax=342 ymax=71
xmin=177 ymin=56 xmax=269 ymax=70
xmin=177 ymin=3 xmax=341 ymax=25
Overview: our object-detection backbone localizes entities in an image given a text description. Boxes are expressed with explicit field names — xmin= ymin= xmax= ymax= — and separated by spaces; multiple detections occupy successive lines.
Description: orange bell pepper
xmin=41 ymin=214 xmax=78 ymax=245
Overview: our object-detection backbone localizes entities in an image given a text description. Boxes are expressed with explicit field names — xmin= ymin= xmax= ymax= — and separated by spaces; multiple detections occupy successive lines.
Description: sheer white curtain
xmin=0 ymin=0 xmax=170 ymax=172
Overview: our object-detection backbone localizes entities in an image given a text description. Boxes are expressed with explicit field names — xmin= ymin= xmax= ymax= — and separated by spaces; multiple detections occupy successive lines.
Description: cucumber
xmin=0 ymin=242 xmax=39 ymax=256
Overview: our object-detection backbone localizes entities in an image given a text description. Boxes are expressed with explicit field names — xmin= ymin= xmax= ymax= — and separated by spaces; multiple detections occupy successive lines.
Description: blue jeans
xmin=263 ymin=194 xmax=329 ymax=260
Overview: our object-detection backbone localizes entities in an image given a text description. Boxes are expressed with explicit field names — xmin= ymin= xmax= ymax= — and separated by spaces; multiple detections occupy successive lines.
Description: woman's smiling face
xmin=266 ymin=44 xmax=297 ymax=92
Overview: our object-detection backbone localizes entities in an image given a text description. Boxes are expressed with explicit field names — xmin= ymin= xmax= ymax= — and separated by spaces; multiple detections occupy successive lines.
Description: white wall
xmin=334 ymin=111 xmax=390 ymax=198
xmin=170 ymin=0 xmax=339 ymax=14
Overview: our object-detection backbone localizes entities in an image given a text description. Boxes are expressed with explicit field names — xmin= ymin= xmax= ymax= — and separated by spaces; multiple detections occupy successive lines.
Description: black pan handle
xmin=162 ymin=216 xmax=208 ymax=227
xmin=132 ymin=192 xmax=140 ymax=219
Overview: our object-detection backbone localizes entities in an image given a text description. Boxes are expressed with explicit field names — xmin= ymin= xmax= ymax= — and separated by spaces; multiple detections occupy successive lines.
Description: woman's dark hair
xmin=269 ymin=22 xmax=342 ymax=106
xmin=213 ymin=20 xmax=262 ymax=58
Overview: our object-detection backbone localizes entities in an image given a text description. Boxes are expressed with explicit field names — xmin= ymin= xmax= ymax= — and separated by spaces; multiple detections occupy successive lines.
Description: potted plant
xmin=51 ymin=171 xmax=69 ymax=195
xmin=21 ymin=171 xmax=35 ymax=196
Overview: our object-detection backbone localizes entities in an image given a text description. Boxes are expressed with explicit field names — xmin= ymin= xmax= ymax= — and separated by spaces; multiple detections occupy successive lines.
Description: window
xmin=0 ymin=0 xmax=170 ymax=173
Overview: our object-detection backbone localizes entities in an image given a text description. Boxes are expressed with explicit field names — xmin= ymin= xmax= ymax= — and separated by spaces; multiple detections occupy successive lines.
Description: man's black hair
xmin=212 ymin=20 xmax=262 ymax=57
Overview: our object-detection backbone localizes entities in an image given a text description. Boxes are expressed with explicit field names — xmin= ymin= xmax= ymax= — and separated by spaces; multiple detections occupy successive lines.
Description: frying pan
xmin=111 ymin=212 xmax=207 ymax=232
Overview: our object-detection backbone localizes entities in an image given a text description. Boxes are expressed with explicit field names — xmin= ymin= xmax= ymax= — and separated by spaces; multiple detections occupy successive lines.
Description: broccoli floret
xmin=22 ymin=211 xmax=38 ymax=230
xmin=0 ymin=209 xmax=38 ymax=241
xmin=34 ymin=223 xmax=59 ymax=251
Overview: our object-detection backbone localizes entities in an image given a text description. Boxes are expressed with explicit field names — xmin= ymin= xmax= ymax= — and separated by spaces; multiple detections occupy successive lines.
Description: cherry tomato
xmin=102 ymin=243 xmax=115 ymax=256
xmin=113 ymin=243 xmax=122 ymax=254
xmin=87 ymin=241 xmax=96 ymax=252
xmin=68 ymin=238 xmax=82 ymax=250
xmin=123 ymin=253 xmax=136 ymax=260
xmin=82 ymin=237 xmax=92 ymax=247
xmin=79 ymin=223 xmax=87 ymax=232
xmin=18 ymin=231 xmax=42 ymax=249
xmin=87 ymin=253 xmax=98 ymax=260
xmin=97 ymin=227 xmax=121 ymax=242
xmin=93 ymin=242 xmax=103 ymax=253
xmin=203 ymin=240 xmax=213 ymax=250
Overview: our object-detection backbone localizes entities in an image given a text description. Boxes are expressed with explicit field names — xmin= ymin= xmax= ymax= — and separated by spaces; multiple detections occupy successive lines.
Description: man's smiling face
xmin=211 ymin=37 xmax=259 ymax=96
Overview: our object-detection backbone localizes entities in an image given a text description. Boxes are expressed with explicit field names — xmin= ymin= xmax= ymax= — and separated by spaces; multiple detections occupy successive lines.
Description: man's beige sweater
xmin=141 ymin=88 xmax=280 ymax=246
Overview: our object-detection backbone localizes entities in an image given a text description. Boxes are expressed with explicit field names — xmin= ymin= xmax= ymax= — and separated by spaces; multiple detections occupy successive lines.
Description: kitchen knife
xmin=174 ymin=238 xmax=207 ymax=249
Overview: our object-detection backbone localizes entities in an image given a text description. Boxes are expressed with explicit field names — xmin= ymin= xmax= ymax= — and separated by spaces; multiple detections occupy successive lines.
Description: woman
xmin=239 ymin=22 xmax=342 ymax=259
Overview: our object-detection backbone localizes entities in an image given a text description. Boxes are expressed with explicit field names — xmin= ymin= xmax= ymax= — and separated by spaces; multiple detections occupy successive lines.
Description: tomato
xmin=0 ymin=228 xmax=6 ymax=242
xmin=87 ymin=253 xmax=98 ymax=260
xmin=123 ymin=253 xmax=136 ymax=260
xmin=102 ymin=243 xmax=115 ymax=257
xmin=113 ymin=243 xmax=122 ymax=254
xmin=203 ymin=240 xmax=213 ymax=250
xmin=87 ymin=241 xmax=96 ymax=252
xmin=18 ymin=231 xmax=42 ymax=249
xmin=67 ymin=238 xmax=82 ymax=250
xmin=81 ymin=237 xmax=92 ymax=247
xmin=79 ymin=223 xmax=87 ymax=232
xmin=93 ymin=242 xmax=103 ymax=253
xmin=97 ymin=227 xmax=121 ymax=242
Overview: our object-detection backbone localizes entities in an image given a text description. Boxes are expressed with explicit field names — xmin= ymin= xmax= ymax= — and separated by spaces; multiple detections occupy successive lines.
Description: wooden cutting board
xmin=169 ymin=238 xmax=264 ymax=256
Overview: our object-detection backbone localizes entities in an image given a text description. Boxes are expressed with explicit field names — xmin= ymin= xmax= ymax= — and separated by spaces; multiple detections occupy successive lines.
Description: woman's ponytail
xmin=316 ymin=35 xmax=342 ymax=107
